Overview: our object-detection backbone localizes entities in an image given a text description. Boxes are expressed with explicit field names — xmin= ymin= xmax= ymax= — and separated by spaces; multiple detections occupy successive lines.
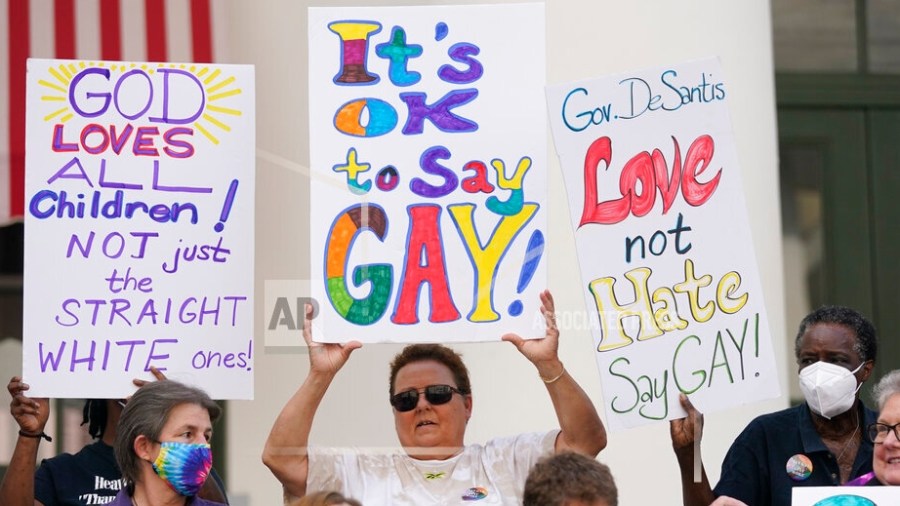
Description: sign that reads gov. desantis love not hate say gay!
xmin=546 ymin=58 xmax=780 ymax=430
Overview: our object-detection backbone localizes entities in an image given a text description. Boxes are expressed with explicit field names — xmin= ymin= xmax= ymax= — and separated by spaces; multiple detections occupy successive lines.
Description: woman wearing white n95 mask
xmin=670 ymin=305 xmax=878 ymax=506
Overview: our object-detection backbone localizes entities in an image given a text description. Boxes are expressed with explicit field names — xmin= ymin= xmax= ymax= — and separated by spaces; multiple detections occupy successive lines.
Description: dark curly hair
xmin=794 ymin=305 xmax=877 ymax=363
xmin=82 ymin=399 xmax=108 ymax=439
xmin=388 ymin=344 xmax=471 ymax=396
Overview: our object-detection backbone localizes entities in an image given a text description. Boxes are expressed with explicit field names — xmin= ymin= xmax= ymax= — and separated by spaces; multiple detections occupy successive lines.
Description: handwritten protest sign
xmin=793 ymin=486 xmax=900 ymax=505
xmin=308 ymin=4 xmax=547 ymax=343
xmin=546 ymin=58 xmax=780 ymax=430
xmin=23 ymin=59 xmax=255 ymax=399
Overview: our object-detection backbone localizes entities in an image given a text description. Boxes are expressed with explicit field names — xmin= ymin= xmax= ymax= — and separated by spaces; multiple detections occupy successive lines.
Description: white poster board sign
xmin=793 ymin=486 xmax=900 ymax=505
xmin=546 ymin=58 xmax=780 ymax=430
xmin=23 ymin=59 xmax=255 ymax=399
xmin=309 ymin=4 xmax=547 ymax=343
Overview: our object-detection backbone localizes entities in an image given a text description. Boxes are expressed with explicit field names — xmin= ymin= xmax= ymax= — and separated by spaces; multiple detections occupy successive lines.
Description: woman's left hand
xmin=502 ymin=289 xmax=562 ymax=376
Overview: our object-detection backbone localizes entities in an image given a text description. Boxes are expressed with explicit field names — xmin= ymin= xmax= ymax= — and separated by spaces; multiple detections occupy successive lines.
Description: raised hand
xmin=7 ymin=376 xmax=49 ymax=435
xmin=304 ymin=304 xmax=362 ymax=376
xmin=670 ymin=393 xmax=704 ymax=452
xmin=132 ymin=365 xmax=168 ymax=388
xmin=502 ymin=290 xmax=561 ymax=376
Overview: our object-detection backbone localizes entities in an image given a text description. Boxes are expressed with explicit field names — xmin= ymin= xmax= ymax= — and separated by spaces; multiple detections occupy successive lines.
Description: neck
xmin=406 ymin=445 xmax=464 ymax=461
xmin=811 ymin=400 xmax=859 ymax=437
xmin=134 ymin=467 xmax=187 ymax=506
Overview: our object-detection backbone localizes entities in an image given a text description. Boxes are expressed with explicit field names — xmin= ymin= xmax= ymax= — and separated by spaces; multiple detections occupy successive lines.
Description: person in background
xmin=670 ymin=305 xmax=878 ymax=506
xmin=263 ymin=290 xmax=606 ymax=504
xmin=846 ymin=369 xmax=900 ymax=486
xmin=291 ymin=490 xmax=363 ymax=506
xmin=109 ymin=380 xmax=224 ymax=505
xmin=523 ymin=451 xmax=618 ymax=506
xmin=0 ymin=371 xmax=227 ymax=506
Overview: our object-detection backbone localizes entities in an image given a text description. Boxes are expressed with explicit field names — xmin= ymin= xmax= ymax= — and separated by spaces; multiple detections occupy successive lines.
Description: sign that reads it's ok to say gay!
xmin=23 ymin=59 xmax=256 ymax=399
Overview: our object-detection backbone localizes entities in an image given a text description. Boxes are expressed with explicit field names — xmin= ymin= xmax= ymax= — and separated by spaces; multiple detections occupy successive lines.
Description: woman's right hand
xmin=7 ymin=376 xmax=49 ymax=434
xmin=670 ymin=393 xmax=704 ymax=453
xmin=303 ymin=304 xmax=362 ymax=375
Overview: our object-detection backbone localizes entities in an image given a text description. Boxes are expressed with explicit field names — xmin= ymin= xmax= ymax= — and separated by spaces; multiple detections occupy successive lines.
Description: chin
xmin=876 ymin=466 xmax=900 ymax=486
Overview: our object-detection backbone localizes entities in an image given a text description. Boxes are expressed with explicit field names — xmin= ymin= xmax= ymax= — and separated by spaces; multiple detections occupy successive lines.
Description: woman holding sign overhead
xmin=263 ymin=289 xmax=606 ymax=505
xmin=670 ymin=305 xmax=879 ymax=506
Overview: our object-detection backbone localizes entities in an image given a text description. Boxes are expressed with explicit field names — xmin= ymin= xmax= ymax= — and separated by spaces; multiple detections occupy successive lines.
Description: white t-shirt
xmin=307 ymin=430 xmax=559 ymax=505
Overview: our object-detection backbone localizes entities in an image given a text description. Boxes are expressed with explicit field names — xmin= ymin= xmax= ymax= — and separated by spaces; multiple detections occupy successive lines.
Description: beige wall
xmin=222 ymin=1 xmax=787 ymax=504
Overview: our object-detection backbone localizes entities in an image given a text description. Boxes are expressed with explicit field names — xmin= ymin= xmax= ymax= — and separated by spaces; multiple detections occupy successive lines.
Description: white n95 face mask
xmin=798 ymin=361 xmax=864 ymax=419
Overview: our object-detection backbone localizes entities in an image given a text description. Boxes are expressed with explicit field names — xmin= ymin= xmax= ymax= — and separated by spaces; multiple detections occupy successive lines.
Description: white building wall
xmin=221 ymin=1 xmax=787 ymax=504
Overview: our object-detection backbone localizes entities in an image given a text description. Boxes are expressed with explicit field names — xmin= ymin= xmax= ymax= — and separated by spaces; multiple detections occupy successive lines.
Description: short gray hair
xmin=114 ymin=380 xmax=220 ymax=484
xmin=873 ymin=370 xmax=900 ymax=411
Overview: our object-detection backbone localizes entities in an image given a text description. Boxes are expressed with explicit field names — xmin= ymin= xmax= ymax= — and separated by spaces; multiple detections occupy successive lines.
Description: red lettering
xmin=51 ymin=124 xmax=79 ymax=152
xmin=391 ymin=205 xmax=461 ymax=324
xmin=579 ymin=135 xmax=721 ymax=226
xmin=461 ymin=161 xmax=495 ymax=194
xmin=47 ymin=123 xmax=194 ymax=158
xmin=681 ymin=135 xmax=721 ymax=206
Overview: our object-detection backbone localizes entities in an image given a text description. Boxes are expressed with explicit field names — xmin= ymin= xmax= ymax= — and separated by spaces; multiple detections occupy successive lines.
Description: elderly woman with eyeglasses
xmin=263 ymin=290 xmax=606 ymax=505
xmin=110 ymin=380 xmax=226 ymax=506
xmin=844 ymin=370 xmax=900 ymax=486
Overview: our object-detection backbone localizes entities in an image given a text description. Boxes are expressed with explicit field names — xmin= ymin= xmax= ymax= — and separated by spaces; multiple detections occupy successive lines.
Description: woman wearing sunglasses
xmin=845 ymin=370 xmax=900 ymax=486
xmin=263 ymin=290 xmax=606 ymax=505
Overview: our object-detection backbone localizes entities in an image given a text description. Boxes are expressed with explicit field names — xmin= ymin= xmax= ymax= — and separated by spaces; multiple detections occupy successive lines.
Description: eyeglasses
xmin=867 ymin=422 xmax=900 ymax=443
xmin=390 ymin=385 xmax=464 ymax=412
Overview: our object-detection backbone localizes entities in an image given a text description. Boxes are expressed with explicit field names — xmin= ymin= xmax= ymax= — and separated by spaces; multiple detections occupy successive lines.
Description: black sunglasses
xmin=390 ymin=385 xmax=464 ymax=412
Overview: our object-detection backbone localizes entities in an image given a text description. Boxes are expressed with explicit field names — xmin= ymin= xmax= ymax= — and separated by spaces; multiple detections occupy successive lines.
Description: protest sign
xmin=308 ymin=4 xmax=547 ymax=343
xmin=23 ymin=59 xmax=255 ymax=399
xmin=546 ymin=58 xmax=780 ymax=429
xmin=793 ymin=486 xmax=900 ymax=505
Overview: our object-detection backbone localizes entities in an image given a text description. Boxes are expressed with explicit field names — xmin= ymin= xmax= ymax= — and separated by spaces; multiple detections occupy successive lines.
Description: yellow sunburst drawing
xmin=38 ymin=61 xmax=244 ymax=146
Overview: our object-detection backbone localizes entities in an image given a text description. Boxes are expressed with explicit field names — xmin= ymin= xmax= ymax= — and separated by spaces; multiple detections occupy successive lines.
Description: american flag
xmin=1 ymin=0 xmax=228 ymax=224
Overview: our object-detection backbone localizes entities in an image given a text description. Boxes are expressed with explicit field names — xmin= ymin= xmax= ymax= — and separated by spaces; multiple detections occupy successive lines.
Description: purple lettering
xmin=400 ymin=89 xmax=479 ymax=134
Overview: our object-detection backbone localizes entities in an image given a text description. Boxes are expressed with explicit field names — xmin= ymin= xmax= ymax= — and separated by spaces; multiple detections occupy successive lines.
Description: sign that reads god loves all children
xmin=546 ymin=58 xmax=780 ymax=430
xmin=308 ymin=4 xmax=547 ymax=343
xmin=23 ymin=59 xmax=255 ymax=399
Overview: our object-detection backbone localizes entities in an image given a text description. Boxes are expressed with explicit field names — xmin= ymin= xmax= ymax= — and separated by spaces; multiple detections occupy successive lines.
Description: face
xmin=392 ymin=360 xmax=471 ymax=459
xmin=874 ymin=394 xmax=900 ymax=485
xmin=796 ymin=322 xmax=873 ymax=383
xmin=136 ymin=402 xmax=213 ymax=464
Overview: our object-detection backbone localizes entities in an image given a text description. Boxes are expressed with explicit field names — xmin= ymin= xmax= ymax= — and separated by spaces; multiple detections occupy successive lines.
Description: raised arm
xmin=670 ymin=393 xmax=716 ymax=506
xmin=262 ymin=305 xmax=361 ymax=498
xmin=502 ymin=290 xmax=606 ymax=456
xmin=0 ymin=376 xmax=50 ymax=506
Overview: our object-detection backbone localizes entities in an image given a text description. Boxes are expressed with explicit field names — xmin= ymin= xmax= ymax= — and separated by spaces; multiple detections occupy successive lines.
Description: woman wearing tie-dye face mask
xmin=110 ymin=380 xmax=225 ymax=506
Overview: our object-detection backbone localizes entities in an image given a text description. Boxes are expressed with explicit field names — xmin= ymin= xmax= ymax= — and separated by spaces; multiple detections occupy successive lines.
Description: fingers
xmin=342 ymin=341 xmax=363 ymax=356
xmin=303 ymin=304 xmax=315 ymax=347
xmin=679 ymin=393 xmax=703 ymax=418
xmin=7 ymin=376 xmax=27 ymax=398
xmin=501 ymin=333 xmax=524 ymax=348
xmin=132 ymin=365 xmax=169 ymax=388
xmin=7 ymin=378 xmax=41 ymax=410
xmin=539 ymin=290 xmax=558 ymax=335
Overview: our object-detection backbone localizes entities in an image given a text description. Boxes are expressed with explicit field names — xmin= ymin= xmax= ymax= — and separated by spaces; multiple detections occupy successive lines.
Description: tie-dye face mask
xmin=152 ymin=442 xmax=213 ymax=496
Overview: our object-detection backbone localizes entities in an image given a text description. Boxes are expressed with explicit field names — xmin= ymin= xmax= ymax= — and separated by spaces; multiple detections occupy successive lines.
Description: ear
xmin=133 ymin=434 xmax=156 ymax=462
xmin=463 ymin=394 xmax=473 ymax=421
xmin=860 ymin=360 xmax=875 ymax=383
